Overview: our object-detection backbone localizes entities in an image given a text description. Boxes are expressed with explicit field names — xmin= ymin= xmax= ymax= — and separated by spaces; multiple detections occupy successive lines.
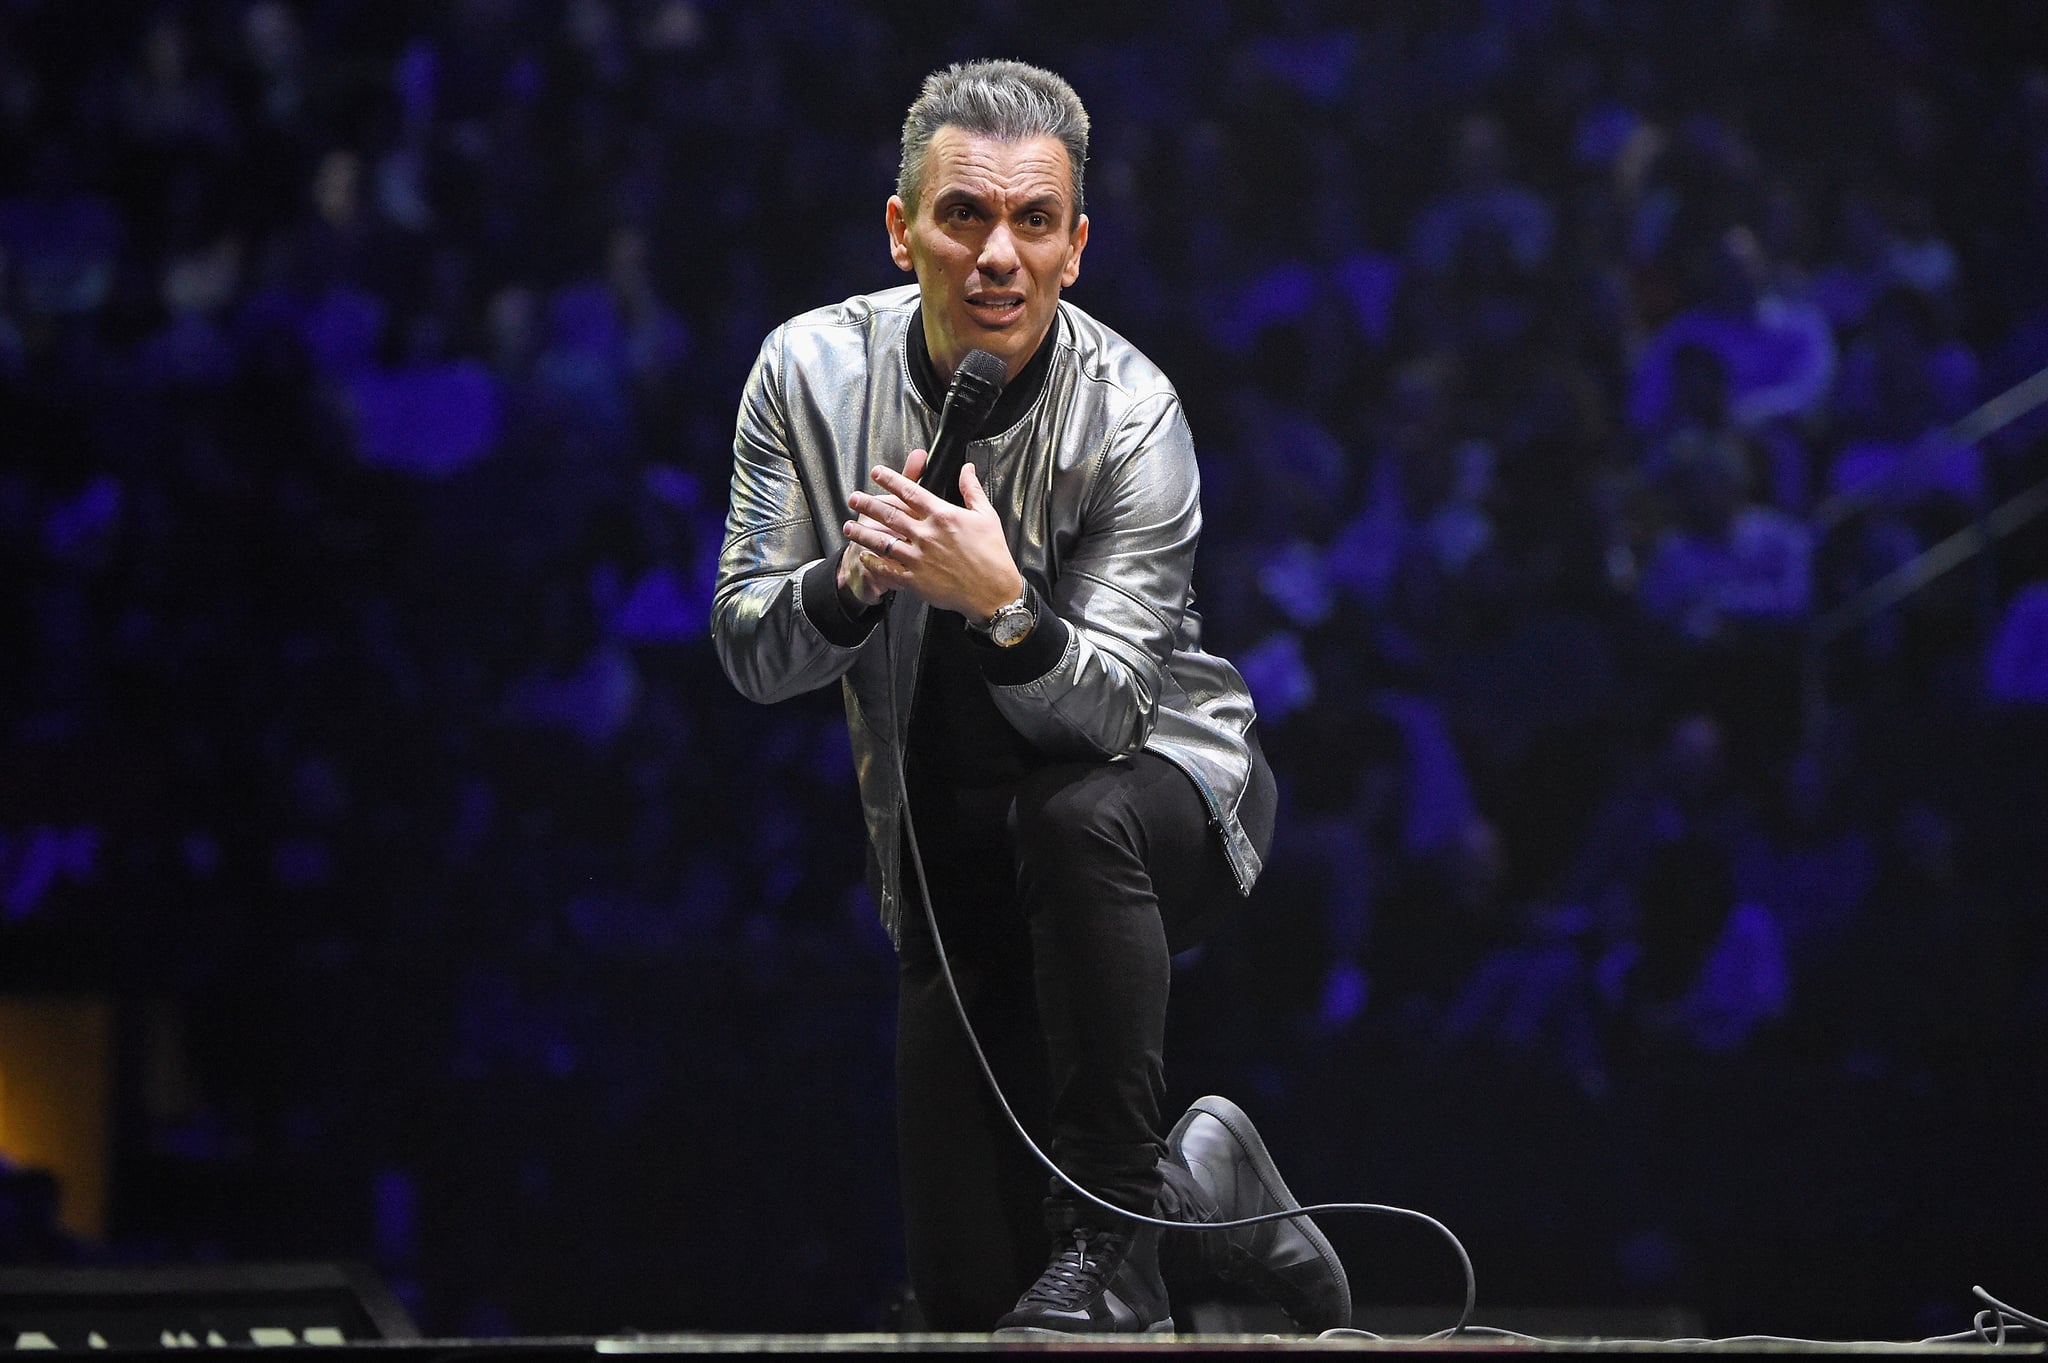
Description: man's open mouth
xmin=967 ymin=295 xmax=1025 ymax=322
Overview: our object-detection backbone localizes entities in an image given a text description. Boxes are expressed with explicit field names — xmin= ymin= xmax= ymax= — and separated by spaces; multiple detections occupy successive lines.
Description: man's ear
xmin=1060 ymin=213 xmax=1090 ymax=289
xmin=886 ymin=196 xmax=914 ymax=273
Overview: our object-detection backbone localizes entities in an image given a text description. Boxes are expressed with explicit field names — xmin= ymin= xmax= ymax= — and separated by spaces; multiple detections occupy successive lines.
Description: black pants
xmin=894 ymin=746 xmax=1275 ymax=1330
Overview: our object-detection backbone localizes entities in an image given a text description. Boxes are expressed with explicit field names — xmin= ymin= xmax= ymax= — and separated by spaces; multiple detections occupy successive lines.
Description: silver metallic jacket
xmin=712 ymin=284 xmax=1264 ymax=945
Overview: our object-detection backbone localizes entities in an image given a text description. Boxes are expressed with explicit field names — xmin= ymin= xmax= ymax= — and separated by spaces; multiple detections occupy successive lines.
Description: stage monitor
xmin=0 ymin=1262 xmax=417 ymax=1351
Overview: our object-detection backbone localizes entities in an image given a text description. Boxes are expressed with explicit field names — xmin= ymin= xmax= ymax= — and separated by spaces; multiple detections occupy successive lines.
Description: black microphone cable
xmin=864 ymin=358 xmax=1479 ymax=1333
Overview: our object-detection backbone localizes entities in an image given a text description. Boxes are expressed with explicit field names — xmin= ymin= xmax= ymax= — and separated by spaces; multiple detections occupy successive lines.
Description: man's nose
xmin=978 ymin=222 xmax=1019 ymax=278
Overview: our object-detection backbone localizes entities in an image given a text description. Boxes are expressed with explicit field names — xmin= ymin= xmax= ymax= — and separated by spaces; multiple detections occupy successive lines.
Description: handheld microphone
xmin=919 ymin=348 xmax=1008 ymax=503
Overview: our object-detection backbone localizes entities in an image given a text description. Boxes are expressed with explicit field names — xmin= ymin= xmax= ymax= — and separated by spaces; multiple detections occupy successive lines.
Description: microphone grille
xmin=952 ymin=348 xmax=1009 ymax=412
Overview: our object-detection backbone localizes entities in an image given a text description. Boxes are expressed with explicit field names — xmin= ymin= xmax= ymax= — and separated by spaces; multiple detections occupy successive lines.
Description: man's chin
xmin=933 ymin=313 xmax=1047 ymax=377
xmin=966 ymin=315 xmax=1050 ymax=361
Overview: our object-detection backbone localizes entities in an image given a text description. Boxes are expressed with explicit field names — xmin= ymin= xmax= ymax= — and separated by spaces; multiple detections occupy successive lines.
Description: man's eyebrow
xmin=930 ymin=185 xmax=990 ymax=211
xmin=928 ymin=186 xmax=1069 ymax=213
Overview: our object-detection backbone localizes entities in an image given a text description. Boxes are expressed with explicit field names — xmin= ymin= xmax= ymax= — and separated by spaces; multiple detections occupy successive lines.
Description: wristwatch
xmin=976 ymin=591 xmax=1036 ymax=648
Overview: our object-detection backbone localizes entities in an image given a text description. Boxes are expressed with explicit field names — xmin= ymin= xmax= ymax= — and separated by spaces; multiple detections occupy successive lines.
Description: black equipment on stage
xmin=0 ymin=1262 xmax=417 ymax=1351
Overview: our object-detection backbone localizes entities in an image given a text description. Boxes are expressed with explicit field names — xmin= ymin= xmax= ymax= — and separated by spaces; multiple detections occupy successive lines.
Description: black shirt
xmin=903 ymin=316 xmax=1056 ymax=811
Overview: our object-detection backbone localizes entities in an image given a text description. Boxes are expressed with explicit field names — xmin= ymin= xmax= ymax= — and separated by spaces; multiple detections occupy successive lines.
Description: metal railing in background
xmin=1810 ymin=475 xmax=2048 ymax=647
xmin=1807 ymin=363 xmax=2048 ymax=536
xmin=1802 ymin=363 xmax=2048 ymax=736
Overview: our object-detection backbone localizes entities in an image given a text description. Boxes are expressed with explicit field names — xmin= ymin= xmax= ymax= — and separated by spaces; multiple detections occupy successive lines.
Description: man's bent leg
xmin=989 ymin=754 xmax=1244 ymax=1335
xmin=1010 ymin=753 xmax=1243 ymax=1218
xmin=1004 ymin=742 xmax=1352 ymax=1336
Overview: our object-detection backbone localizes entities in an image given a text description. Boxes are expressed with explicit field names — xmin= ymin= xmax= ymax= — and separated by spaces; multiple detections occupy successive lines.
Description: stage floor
xmin=8 ymin=1330 xmax=2039 ymax=1359
xmin=593 ymin=1334 xmax=2038 ymax=1354
xmin=592 ymin=1333 xmax=2039 ymax=1360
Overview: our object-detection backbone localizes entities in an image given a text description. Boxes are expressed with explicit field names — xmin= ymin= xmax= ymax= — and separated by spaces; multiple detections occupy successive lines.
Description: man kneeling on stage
xmin=711 ymin=58 xmax=1350 ymax=1336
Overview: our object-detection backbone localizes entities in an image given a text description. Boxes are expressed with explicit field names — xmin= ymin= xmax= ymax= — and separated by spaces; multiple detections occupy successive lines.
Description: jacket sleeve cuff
xmin=800 ymin=556 xmax=886 ymax=647
xmin=968 ymin=583 xmax=1067 ymax=685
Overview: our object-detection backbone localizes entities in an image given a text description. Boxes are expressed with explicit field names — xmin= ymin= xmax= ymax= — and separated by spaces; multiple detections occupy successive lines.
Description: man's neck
xmin=907 ymin=312 xmax=1057 ymax=437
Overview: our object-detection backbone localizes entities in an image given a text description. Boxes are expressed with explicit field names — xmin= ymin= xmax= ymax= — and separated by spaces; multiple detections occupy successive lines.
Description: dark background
xmin=2 ymin=0 xmax=2046 ymax=1343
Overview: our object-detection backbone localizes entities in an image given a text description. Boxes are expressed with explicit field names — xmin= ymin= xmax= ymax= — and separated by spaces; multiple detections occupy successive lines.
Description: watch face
xmin=990 ymin=603 xmax=1034 ymax=646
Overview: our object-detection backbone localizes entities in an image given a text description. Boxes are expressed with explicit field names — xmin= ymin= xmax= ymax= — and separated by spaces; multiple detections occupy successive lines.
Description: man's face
xmin=887 ymin=128 xmax=1089 ymax=385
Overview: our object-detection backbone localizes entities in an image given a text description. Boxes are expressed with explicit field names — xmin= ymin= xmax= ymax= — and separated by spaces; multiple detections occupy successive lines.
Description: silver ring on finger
xmin=881 ymin=536 xmax=896 ymax=558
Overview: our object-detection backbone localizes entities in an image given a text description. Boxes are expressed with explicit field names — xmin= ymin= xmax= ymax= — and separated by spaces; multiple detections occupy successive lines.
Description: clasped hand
xmin=839 ymin=447 xmax=1022 ymax=621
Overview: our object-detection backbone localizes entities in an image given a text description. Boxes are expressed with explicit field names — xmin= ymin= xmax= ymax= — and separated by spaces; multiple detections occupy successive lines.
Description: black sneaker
xmin=992 ymin=1224 xmax=1175 ymax=1336
xmin=1166 ymin=1094 xmax=1351 ymax=1332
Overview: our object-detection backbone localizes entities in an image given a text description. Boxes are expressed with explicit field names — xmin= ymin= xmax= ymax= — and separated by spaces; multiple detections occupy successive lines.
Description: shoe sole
xmin=1180 ymin=1094 xmax=1351 ymax=1330
xmin=992 ymin=1322 xmax=1176 ymax=1338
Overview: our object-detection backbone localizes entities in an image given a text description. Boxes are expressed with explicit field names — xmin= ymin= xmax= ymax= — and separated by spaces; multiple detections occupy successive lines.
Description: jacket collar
xmin=906 ymin=308 xmax=1056 ymax=437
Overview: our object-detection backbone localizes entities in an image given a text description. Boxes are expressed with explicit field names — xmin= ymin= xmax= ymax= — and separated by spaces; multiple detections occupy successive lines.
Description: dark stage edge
xmin=69 ymin=1335 xmax=2025 ymax=1361
xmin=592 ymin=1335 xmax=2043 ymax=1356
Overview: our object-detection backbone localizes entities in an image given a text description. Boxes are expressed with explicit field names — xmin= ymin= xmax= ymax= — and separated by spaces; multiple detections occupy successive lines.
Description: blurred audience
xmin=1 ymin=0 xmax=2044 ymax=1335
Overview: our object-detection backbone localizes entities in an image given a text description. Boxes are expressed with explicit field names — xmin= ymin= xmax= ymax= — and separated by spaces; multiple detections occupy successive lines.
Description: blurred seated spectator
xmin=1442 ymin=900 xmax=1607 ymax=1083
xmin=1409 ymin=113 xmax=1555 ymax=277
xmin=0 ymin=153 xmax=122 ymax=319
xmin=1731 ymin=745 xmax=1877 ymax=960
xmin=1986 ymin=581 xmax=2048 ymax=704
xmin=1827 ymin=287 xmax=1985 ymax=510
xmin=1413 ymin=439 xmax=1497 ymax=579
xmin=1810 ymin=188 xmax=1964 ymax=334
xmin=1638 ymin=430 xmax=1813 ymax=639
xmin=1629 ymin=226 xmax=1836 ymax=433
xmin=1618 ymin=837 xmax=1790 ymax=1056
xmin=1826 ymin=426 xmax=1981 ymax=510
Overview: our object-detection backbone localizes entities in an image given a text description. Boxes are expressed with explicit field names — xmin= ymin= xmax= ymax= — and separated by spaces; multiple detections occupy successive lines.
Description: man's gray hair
xmin=897 ymin=60 xmax=1090 ymax=221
